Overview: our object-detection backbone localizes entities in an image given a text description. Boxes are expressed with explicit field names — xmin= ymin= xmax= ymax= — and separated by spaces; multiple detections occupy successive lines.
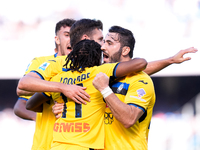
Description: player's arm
xmin=14 ymin=57 xmax=41 ymax=120
xmin=26 ymin=93 xmax=49 ymax=112
xmin=114 ymin=57 xmax=147 ymax=77
xmin=52 ymin=102 xmax=64 ymax=119
xmin=17 ymin=88 xmax=35 ymax=96
xmin=93 ymin=73 xmax=145 ymax=128
xmin=17 ymin=72 xmax=90 ymax=104
xmin=13 ymin=97 xmax=36 ymax=121
xmin=17 ymin=71 xmax=41 ymax=96
xmin=105 ymin=93 xmax=144 ymax=128
xmin=144 ymin=47 xmax=198 ymax=75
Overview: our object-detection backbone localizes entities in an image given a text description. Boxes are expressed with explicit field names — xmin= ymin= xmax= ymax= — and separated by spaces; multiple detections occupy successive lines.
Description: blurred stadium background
xmin=0 ymin=0 xmax=200 ymax=149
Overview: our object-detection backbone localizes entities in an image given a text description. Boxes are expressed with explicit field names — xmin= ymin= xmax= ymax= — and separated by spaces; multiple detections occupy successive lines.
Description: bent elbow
xmin=134 ymin=58 xmax=148 ymax=73
xmin=16 ymin=87 xmax=21 ymax=96
xmin=17 ymin=79 xmax=25 ymax=90
xmin=13 ymin=107 xmax=19 ymax=116
xmin=123 ymin=119 xmax=137 ymax=129
xmin=124 ymin=123 xmax=134 ymax=129
xmin=140 ymin=58 xmax=147 ymax=70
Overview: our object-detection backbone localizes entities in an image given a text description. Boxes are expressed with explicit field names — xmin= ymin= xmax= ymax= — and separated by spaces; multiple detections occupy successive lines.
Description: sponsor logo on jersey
xmin=137 ymin=88 xmax=146 ymax=97
xmin=38 ymin=62 xmax=50 ymax=71
xmin=138 ymin=80 xmax=148 ymax=84
xmin=53 ymin=122 xmax=90 ymax=133
xmin=130 ymin=88 xmax=146 ymax=102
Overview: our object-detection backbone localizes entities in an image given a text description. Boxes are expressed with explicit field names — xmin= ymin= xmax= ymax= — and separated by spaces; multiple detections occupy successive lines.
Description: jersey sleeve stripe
xmin=113 ymin=63 xmax=120 ymax=77
xmin=128 ymin=103 xmax=145 ymax=112
xmin=30 ymin=71 xmax=45 ymax=80
xmin=18 ymin=97 xmax=28 ymax=101
xmin=62 ymin=68 xmax=71 ymax=72
xmin=42 ymin=92 xmax=52 ymax=99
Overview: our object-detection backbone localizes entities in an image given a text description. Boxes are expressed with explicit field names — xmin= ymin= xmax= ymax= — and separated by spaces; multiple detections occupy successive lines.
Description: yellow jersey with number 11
xmin=45 ymin=63 xmax=119 ymax=149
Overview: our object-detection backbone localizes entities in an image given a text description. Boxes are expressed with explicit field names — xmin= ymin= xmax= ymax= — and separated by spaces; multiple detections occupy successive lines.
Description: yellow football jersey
xmin=32 ymin=55 xmax=67 ymax=81
xmin=36 ymin=99 xmax=56 ymax=150
xmin=18 ymin=54 xmax=57 ymax=102
xmin=20 ymin=54 xmax=58 ymax=150
xmin=104 ymin=71 xmax=156 ymax=150
xmin=25 ymin=54 xmax=59 ymax=75
xmin=31 ymin=113 xmax=42 ymax=150
xmin=44 ymin=63 xmax=119 ymax=149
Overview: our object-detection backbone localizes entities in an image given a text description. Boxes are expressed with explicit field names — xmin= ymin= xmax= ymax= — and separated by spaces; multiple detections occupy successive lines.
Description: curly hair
xmin=64 ymin=40 xmax=102 ymax=73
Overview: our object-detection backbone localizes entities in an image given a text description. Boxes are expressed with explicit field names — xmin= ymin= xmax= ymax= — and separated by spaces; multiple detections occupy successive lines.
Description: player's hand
xmin=171 ymin=47 xmax=198 ymax=64
xmin=61 ymin=84 xmax=90 ymax=105
xmin=52 ymin=101 xmax=64 ymax=119
xmin=93 ymin=72 xmax=109 ymax=92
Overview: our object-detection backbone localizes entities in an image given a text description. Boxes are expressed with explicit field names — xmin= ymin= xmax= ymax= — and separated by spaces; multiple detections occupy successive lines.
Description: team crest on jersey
xmin=104 ymin=112 xmax=114 ymax=124
xmin=39 ymin=62 xmax=50 ymax=71
xmin=116 ymin=83 xmax=124 ymax=93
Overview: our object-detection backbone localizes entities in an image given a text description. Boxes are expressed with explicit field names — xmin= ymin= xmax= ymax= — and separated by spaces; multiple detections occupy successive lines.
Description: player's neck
xmin=119 ymin=56 xmax=131 ymax=62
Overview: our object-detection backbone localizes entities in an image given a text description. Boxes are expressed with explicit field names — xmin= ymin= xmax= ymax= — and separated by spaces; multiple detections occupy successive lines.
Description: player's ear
xmin=55 ymin=35 xmax=60 ymax=45
xmin=122 ymin=46 xmax=130 ymax=56
xmin=81 ymin=34 xmax=90 ymax=40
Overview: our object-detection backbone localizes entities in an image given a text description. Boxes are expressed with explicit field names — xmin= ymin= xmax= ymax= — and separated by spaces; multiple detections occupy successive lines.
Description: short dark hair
xmin=70 ymin=19 xmax=103 ymax=48
xmin=109 ymin=26 xmax=135 ymax=58
xmin=55 ymin=18 xmax=76 ymax=35
xmin=64 ymin=40 xmax=102 ymax=73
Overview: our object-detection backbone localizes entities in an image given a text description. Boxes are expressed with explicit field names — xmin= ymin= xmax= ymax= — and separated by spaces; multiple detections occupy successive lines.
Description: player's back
xmin=48 ymin=63 xmax=118 ymax=149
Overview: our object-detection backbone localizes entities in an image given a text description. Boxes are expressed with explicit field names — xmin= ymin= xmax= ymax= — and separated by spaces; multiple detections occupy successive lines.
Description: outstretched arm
xmin=144 ymin=47 xmax=198 ymax=75
xmin=115 ymin=57 xmax=147 ymax=77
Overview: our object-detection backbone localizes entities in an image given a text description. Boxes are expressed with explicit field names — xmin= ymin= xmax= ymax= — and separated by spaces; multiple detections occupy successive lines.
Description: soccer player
xmin=26 ymin=39 xmax=147 ymax=150
xmin=93 ymin=26 xmax=197 ymax=149
xmin=17 ymin=18 xmax=197 ymax=149
xmin=13 ymin=18 xmax=91 ymax=150
xmin=17 ymin=19 xmax=198 ymax=98
xmin=14 ymin=18 xmax=78 ymax=120
xmin=17 ymin=19 xmax=105 ymax=105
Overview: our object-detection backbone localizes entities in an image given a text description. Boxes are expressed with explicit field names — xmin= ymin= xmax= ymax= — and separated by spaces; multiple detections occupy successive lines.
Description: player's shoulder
xmin=128 ymin=71 xmax=153 ymax=82
xmin=101 ymin=62 xmax=118 ymax=66
xmin=50 ymin=69 xmax=67 ymax=81
xmin=97 ymin=62 xmax=118 ymax=69
xmin=33 ymin=54 xmax=56 ymax=62
xmin=134 ymin=71 xmax=151 ymax=78
xmin=46 ymin=55 xmax=67 ymax=63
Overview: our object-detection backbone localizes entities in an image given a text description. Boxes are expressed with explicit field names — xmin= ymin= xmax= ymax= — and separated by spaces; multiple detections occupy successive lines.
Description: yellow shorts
xmin=51 ymin=142 xmax=95 ymax=150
